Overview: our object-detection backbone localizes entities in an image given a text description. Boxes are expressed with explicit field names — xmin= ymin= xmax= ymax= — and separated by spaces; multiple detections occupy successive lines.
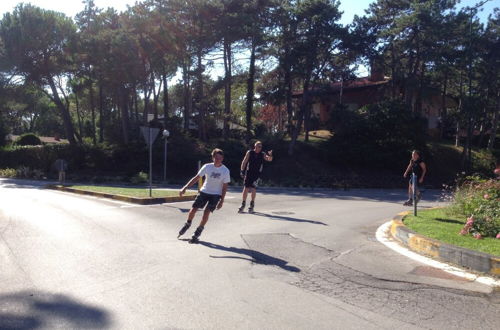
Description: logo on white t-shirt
xmin=198 ymin=163 xmax=230 ymax=195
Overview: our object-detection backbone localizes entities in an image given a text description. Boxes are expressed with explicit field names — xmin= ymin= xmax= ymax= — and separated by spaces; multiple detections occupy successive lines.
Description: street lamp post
xmin=163 ymin=129 xmax=170 ymax=183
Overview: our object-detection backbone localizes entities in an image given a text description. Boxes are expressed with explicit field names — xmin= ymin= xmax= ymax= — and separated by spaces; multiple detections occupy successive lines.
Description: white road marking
xmin=376 ymin=221 xmax=500 ymax=287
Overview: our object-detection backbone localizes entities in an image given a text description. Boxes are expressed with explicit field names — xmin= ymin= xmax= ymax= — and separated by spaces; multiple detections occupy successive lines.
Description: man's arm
xmin=179 ymin=175 xmax=200 ymax=196
xmin=403 ymin=162 xmax=412 ymax=177
xmin=419 ymin=162 xmax=427 ymax=183
xmin=264 ymin=150 xmax=273 ymax=162
xmin=217 ymin=183 xmax=228 ymax=209
xmin=241 ymin=151 xmax=250 ymax=171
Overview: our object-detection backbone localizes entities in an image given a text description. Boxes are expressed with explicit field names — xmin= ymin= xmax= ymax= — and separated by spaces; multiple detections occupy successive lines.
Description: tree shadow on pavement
xmin=0 ymin=178 xmax=51 ymax=190
xmin=252 ymin=188 xmax=445 ymax=204
xmin=0 ymin=291 xmax=111 ymax=329
xmin=250 ymin=211 xmax=327 ymax=226
xmin=199 ymin=241 xmax=301 ymax=273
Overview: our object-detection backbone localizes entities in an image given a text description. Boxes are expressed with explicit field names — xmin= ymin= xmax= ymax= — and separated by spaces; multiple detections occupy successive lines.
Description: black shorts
xmin=192 ymin=192 xmax=221 ymax=212
xmin=408 ymin=177 xmax=421 ymax=190
xmin=244 ymin=172 xmax=260 ymax=188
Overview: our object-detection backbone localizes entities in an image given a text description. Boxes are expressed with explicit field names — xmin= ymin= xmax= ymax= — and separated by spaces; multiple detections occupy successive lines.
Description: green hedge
xmin=14 ymin=133 xmax=42 ymax=146
xmin=0 ymin=132 xmax=496 ymax=187
xmin=0 ymin=131 xmax=208 ymax=181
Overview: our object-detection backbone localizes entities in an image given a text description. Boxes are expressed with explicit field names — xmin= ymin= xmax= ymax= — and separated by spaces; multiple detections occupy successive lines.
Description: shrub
xmin=16 ymin=166 xmax=31 ymax=178
xmin=0 ymin=168 xmax=16 ymax=178
xmin=0 ymin=115 xmax=8 ymax=148
xmin=324 ymin=100 xmax=428 ymax=170
xmin=453 ymin=176 xmax=500 ymax=238
xmin=130 ymin=171 xmax=148 ymax=184
xmin=15 ymin=133 xmax=42 ymax=146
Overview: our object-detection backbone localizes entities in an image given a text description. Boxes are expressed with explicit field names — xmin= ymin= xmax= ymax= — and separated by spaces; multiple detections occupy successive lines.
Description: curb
xmin=46 ymin=185 xmax=196 ymax=205
xmin=390 ymin=211 xmax=500 ymax=278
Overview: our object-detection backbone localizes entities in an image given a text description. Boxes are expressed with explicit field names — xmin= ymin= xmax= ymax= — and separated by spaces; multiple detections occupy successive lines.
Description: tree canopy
xmin=0 ymin=0 xmax=497 ymax=166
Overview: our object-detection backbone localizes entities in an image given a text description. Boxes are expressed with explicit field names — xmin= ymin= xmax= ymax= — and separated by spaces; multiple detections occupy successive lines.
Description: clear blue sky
xmin=0 ymin=0 xmax=496 ymax=80
xmin=0 ymin=0 xmax=497 ymax=23
xmin=339 ymin=0 xmax=497 ymax=24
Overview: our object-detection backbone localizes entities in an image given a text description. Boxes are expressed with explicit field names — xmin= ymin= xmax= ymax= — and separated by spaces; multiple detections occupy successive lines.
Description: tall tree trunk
xmin=182 ymin=61 xmax=191 ymax=132
xmin=162 ymin=72 xmax=169 ymax=128
xmin=415 ymin=61 xmax=425 ymax=115
xmin=390 ymin=41 xmax=397 ymax=99
xmin=48 ymin=77 xmax=76 ymax=145
xmin=196 ymin=48 xmax=206 ymax=141
xmin=142 ymin=82 xmax=152 ymax=124
xmin=88 ymin=79 xmax=97 ymax=145
xmin=288 ymin=75 xmax=311 ymax=155
xmin=440 ymin=70 xmax=448 ymax=139
xmin=152 ymin=73 xmax=162 ymax=121
xmin=284 ymin=51 xmax=293 ymax=136
xmin=456 ymin=72 xmax=464 ymax=147
xmin=487 ymin=92 xmax=499 ymax=151
xmin=74 ymin=91 xmax=83 ymax=143
xmin=120 ymin=87 xmax=130 ymax=144
xmin=245 ymin=36 xmax=257 ymax=143
xmin=98 ymin=82 xmax=104 ymax=143
xmin=223 ymin=39 xmax=232 ymax=140
xmin=461 ymin=101 xmax=473 ymax=171
xmin=133 ymin=84 xmax=139 ymax=122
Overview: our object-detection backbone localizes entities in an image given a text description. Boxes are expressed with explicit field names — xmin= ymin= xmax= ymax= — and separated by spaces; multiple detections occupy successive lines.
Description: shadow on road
xmin=250 ymin=211 xmax=327 ymax=226
xmin=199 ymin=241 xmax=301 ymax=273
xmin=252 ymin=188 xmax=445 ymax=204
xmin=0 ymin=291 xmax=111 ymax=329
xmin=0 ymin=178 xmax=51 ymax=190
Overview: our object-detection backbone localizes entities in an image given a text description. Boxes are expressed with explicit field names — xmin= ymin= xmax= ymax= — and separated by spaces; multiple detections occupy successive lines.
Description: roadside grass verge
xmin=69 ymin=185 xmax=195 ymax=198
xmin=404 ymin=208 xmax=500 ymax=256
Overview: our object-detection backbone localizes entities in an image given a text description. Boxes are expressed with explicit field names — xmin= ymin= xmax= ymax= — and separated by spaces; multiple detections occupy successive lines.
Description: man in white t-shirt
xmin=178 ymin=148 xmax=231 ymax=243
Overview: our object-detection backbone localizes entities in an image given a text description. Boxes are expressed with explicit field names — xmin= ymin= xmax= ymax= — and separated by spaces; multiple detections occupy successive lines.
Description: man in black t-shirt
xmin=403 ymin=150 xmax=427 ymax=206
xmin=238 ymin=141 xmax=273 ymax=213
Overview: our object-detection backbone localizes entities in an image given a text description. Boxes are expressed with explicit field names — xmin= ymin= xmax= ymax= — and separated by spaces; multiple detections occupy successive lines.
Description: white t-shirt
xmin=197 ymin=163 xmax=231 ymax=195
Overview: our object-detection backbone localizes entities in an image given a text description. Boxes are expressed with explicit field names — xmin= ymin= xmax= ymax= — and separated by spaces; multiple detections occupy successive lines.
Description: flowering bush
xmin=453 ymin=177 xmax=499 ymax=238
xmin=459 ymin=215 xmax=497 ymax=239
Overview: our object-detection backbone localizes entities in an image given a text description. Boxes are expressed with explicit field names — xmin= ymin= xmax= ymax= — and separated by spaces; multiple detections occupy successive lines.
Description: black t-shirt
xmin=411 ymin=159 xmax=423 ymax=178
xmin=247 ymin=150 xmax=264 ymax=174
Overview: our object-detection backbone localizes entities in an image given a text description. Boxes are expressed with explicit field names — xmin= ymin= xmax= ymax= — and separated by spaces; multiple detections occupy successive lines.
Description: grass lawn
xmin=404 ymin=208 xmax=500 ymax=256
xmin=69 ymin=185 xmax=196 ymax=198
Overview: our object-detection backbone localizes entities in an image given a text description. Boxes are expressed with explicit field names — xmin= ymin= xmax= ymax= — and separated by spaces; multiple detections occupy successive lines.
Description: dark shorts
xmin=409 ymin=178 xmax=421 ymax=190
xmin=192 ymin=192 xmax=221 ymax=212
xmin=244 ymin=172 xmax=260 ymax=188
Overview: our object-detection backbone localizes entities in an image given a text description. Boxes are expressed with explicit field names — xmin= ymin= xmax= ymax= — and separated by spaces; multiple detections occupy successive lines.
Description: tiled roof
xmin=293 ymin=76 xmax=390 ymax=96
xmin=6 ymin=134 xmax=69 ymax=144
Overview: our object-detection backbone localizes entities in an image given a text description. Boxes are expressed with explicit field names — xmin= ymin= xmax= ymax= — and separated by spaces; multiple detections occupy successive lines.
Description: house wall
xmin=292 ymin=79 xmax=457 ymax=135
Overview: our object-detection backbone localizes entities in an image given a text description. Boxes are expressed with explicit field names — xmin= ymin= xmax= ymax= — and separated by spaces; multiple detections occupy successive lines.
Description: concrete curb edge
xmin=46 ymin=185 xmax=196 ymax=205
xmin=390 ymin=211 xmax=500 ymax=278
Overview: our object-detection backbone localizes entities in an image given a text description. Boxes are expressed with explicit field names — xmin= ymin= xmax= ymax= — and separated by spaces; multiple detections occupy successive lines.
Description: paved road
xmin=0 ymin=178 xmax=498 ymax=329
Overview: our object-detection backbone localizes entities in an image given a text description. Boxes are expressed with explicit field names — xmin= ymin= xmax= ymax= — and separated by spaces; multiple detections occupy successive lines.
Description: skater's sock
xmin=240 ymin=201 xmax=246 ymax=207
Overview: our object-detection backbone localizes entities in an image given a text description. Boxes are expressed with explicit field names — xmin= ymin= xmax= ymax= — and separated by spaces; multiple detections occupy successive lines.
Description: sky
xmin=0 ymin=0 xmax=497 ymax=23
xmin=0 ymin=0 xmax=496 ymax=79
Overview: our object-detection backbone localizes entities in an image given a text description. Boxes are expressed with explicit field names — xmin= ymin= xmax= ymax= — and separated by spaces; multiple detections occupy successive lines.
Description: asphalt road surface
xmin=0 ymin=178 xmax=498 ymax=329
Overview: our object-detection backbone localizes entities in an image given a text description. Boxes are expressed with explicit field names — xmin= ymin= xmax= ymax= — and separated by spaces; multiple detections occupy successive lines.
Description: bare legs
xmin=240 ymin=186 xmax=256 ymax=213
xmin=405 ymin=183 xmax=421 ymax=206
xmin=241 ymin=186 xmax=256 ymax=203
xmin=200 ymin=208 xmax=211 ymax=227
xmin=178 ymin=207 xmax=211 ymax=241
